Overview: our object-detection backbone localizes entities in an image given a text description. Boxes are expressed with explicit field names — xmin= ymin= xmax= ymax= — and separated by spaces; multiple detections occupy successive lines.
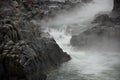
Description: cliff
xmin=0 ymin=0 xmax=71 ymax=80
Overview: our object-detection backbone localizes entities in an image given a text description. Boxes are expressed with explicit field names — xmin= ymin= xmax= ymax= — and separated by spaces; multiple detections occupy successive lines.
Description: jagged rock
xmin=0 ymin=0 xmax=71 ymax=80
xmin=0 ymin=19 xmax=71 ymax=80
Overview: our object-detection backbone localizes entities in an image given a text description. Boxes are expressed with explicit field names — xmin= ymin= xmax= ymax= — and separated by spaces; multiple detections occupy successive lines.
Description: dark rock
xmin=113 ymin=0 xmax=120 ymax=12
xmin=0 ymin=0 xmax=72 ymax=80
xmin=0 ymin=20 xmax=71 ymax=80
xmin=112 ymin=0 xmax=120 ymax=17
xmin=93 ymin=14 xmax=112 ymax=24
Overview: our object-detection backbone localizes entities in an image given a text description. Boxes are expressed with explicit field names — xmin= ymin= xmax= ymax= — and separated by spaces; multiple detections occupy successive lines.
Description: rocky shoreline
xmin=0 ymin=0 xmax=117 ymax=80
xmin=0 ymin=0 xmax=74 ymax=80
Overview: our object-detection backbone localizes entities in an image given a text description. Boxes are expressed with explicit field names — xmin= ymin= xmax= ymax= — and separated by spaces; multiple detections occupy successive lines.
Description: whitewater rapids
xmin=44 ymin=0 xmax=120 ymax=80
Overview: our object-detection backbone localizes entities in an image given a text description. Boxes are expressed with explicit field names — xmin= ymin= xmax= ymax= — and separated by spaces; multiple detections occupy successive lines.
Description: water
xmin=43 ymin=0 xmax=120 ymax=80
xmin=47 ymin=28 xmax=120 ymax=80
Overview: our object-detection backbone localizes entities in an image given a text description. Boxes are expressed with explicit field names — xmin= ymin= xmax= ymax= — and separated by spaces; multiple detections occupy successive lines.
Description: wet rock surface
xmin=0 ymin=0 xmax=71 ymax=80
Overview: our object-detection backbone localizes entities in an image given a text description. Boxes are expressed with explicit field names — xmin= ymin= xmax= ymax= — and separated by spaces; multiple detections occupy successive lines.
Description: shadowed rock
xmin=0 ymin=0 xmax=71 ymax=80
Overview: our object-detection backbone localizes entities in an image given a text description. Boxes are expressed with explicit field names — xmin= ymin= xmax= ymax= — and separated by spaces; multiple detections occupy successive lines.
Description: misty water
xmin=44 ymin=0 xmax=120 ymax=80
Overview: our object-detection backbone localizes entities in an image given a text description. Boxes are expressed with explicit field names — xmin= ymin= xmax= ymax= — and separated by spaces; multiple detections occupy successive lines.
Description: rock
xmin=0 ymin=0 xmax=71 ymax=80
xmin=71 ymin=13 xmax=120 ymax=48
xmin=0 ymin=19 xmax=71 ymax=80
xmin=113 ymin=0 xmax=120 ymax=12
xmin=93 ymin=14 xmax=112 ymax=24
xmin=111 ymin=0 xmax=120 ymax=17
xmin=71 ymin=0 xmax=120 ymax=48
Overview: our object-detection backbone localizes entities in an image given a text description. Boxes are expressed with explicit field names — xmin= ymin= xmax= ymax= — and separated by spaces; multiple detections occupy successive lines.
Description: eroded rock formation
xmin=0 ymin=0 xmax=71 ymax=80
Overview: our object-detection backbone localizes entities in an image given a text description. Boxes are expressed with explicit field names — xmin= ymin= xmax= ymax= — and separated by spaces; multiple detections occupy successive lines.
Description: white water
xmin=44 ymin=0 xmax=120 ymax=80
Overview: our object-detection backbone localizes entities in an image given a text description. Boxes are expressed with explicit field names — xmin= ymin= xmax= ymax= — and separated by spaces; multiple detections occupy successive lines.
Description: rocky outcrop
xmin=70 ymin=1 xmax=120 ymax=48
xmin=111 ymin=0 xmax=120 ymax=17
xmin=113 ymin=0 xmax=120 ymax=12
xmin=0 ymin=0 xmax=71 ymax=80
xmin=0 ymin=19 xmax=71 ymax=80
xmin=70 ymin=18 xmax=120 ymax=47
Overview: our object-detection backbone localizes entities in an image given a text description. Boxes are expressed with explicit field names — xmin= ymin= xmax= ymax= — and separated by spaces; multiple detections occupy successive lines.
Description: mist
xmin=41 ymin=0 xmax=113 ymax=27
xmin=45 ymin=0 xmax=120 ymax=80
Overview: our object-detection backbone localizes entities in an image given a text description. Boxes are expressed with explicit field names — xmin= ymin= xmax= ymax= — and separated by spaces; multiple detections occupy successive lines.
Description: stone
xmin=0 ymin=0 xmax=71 ymax=80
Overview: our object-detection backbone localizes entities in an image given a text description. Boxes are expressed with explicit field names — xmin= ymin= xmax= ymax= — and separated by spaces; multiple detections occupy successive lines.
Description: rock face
xmin=112 ymin=0 xmax=120 ymax=17
xmin=70 ymin=1 xmax=120 ymax=48
xmin=113 ymin=0 xmax=120 ymax=12
xmin=0 ymin=0 xmax=71 ymax=80
xmin=0 ymin=19 xmax=71 ymax=80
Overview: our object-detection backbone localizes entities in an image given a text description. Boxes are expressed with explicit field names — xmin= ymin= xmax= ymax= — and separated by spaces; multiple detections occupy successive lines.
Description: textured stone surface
xmin=0 ymin=0 xmax=71 ymax=80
